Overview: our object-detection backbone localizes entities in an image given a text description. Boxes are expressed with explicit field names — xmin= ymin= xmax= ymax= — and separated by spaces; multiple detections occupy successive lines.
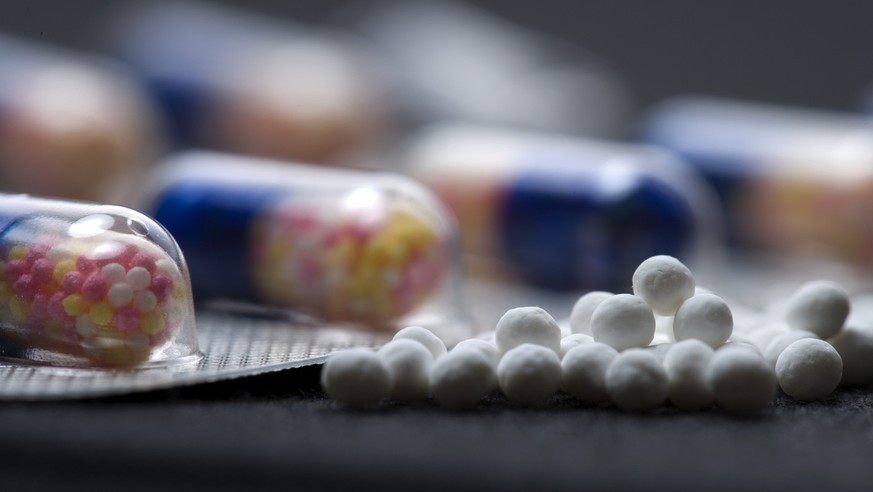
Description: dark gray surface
xmin=1 ymin=364 xmax=872 ymax=492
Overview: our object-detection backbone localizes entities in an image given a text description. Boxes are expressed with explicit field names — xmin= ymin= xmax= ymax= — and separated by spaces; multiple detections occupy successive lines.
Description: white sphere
xmin=784 ymin=280 xmax=850 ymax=339
xmin=828 ymin=326 xmax=873 ymax=387
xmin=775 ymin=338 xmax=842 ymax=401
xmin=559 ymin=333 xmax=594 ymax=358
xmin=430 ymin=349 xmax=495 ymax=409
xmin=604 ymin=349 xmax=668 ymax=412
xmin=632 ymin=255 xmax=695 ymax=316
xmin=377 ymin=339 xmax=434 ymax=403
xmin=393 ymin=326 xmax=447 ymax=360
xmin=590 ymin=294 xmax=655 ymax=351
xmin=569 ymin=291 xmax=613 ymax=335
xmin=320 ymin=348 xmax=391 ymax=407
xmin=451 ymin=338 xmax=499 ymax=369
xmin=663 ymin=339 xmax=715 ymax=411
xmin=707 ymin=345 xmax=776 ymax=414
xmin=495 ymin=306 xmax=561 ymax=355
xmin=497 ymin=343 xmax=562 ymax=406
xmin=672 ymin=293 xmax=733 ymax=348
xmin=561 ymin=342 xmax=618 ymax=406
xmin=747 ymin=322 xmax=789 ymax=353
xmin=764 ymin=330 xmax=819 ymax=368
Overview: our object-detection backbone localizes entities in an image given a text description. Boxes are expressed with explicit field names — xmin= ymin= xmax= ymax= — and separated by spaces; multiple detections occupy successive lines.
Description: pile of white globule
xmin=320 ymin=255 xmax=873 ymax=413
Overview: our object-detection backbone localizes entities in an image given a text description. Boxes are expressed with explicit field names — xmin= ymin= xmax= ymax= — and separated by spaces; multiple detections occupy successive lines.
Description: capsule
xmin=342 ymin=0 xmax=630 ymax=137
xmin=398 ymin=124 xmax=721 ymax=291
xmin=137 ymin=151 xmax=465 ymax=332
xmin=0 ymin=34 xmax=160 ymax=202
xmin=102 ymin=0 xmax=390 ymax=165
xmin=640 ymin=96 xmax=873 ymax=264
xmin=0 ymin=194 xmax=198 ymax=368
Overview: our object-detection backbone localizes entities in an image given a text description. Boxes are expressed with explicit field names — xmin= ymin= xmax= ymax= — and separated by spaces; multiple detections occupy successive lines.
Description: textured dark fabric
xmin=2 ymin=365 xmax=872 ymax=492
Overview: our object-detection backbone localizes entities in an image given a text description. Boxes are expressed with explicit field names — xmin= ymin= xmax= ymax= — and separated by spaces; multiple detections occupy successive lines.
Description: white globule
xmin=632 ymin=255 xmax=695 ymax=316
xmin=569 ymin=291 xmax=613 ymax=335
xmin=497 ymin=343 xmax=562 ymax=406
xmin=495 ymin=306 xmax=561 ymax=355
xmin=828 ymin=326 xmax=873 ymax=387
xmin=377 ymin=339 xmax=434 ymax=403
xmin=590 ymin=294 xmax=655 ymax=351
xmin=393 ymin=326 xmax=448 ymax=360
xmin=663 ymin=339 xmax=715 ymax=411
xmin=604 ymin=349 xmax=668 ymax=412
xmin=430 ymin=349 xmax=496 ymax=409
xmin=747 ymin=322 xmax=789 ymax=353
xmin=561 ymin=342 xmax=619 ymax=406
xmin=763 ymin=330 xmax=819 ymax=368
xmin=320 ymin=348 xmax=391 ymax=407
xmin=775 ymin=338 xmax=842 ymax=401
xmin=559 ymin=333 xmax=594 ymax=358
xmin=672 ymin=293 xmax=733 ymax=348
xmin=707 ymin=344 xmax=776 ymax=414
xmin=784 ymin=280 xmax=850 ymax=339
xmin=452 ymin=338 xmax=500 ymax=369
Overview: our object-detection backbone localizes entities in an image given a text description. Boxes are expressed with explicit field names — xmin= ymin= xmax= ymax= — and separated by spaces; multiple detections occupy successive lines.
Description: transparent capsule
xmin=641 ymin=96 xmax=873 ymax=265
xmin=0 ymin=34 xmax=160 ymax=202
xmin=0 ymin=194 xmax=198 ymax=368
xmin=137 ymin=151 xmax=466 ymax=333
xmin=102 ymin=0 xmax=391 ymax=165
xmin=398 ymin=123 xmax=722 ymax=291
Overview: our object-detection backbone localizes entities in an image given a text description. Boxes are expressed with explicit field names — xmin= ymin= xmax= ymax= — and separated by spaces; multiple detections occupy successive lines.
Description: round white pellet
xmin=320 ymin=348 xmax=391 ymax=407
xmin=590 ymin=294 xmax=655 ymax=351
xmin=101 ymin=263 xmax=127 ymax=284
xmin=430 ymin=349 xmax=496 ymax=409
xmin=559 ymin=333 xmax=594 ymax=358
xmin=645 ymin=342 xmax=673 ymax=363
xmin=377 ymin=339 xmax=434 ymax=403
xmin=775 ymin=338 xmax=842 ymax=401
xmin=452 ymin=338 xmax=499 ymax=369
xmin=393 ymin=326 xmax=447 ymax=360
xmin=495 ymin=306 xmax=561 ymax=355
xmin=561 ymin=342 xmax=618 ymax=406
xmin=784 ymin=280 xmax=850 ymax=339
xmin=828 ymin=326 xmax=873 ymax=387
xmin=107 ymin=283 xmax=134 ymax=307
xmin=663 ymin=339 xmax=715 ymax=411
xmin=707 ymin=345 xmax=776 ymax=414
xmin=632 ymin=255 xmax=695 ymax=316
xmin=126 ymin=266 xmax=152 ymax=291
xmin=134 ymin=290 xmax=157 ymax=312
xmin=763 ymin=330 xmax=819 ymax=368
xmin=497 ymin=343 xmax=562 ymax=406
xmin=569 ymin=291 xmax=613 ymax=335
xmin=605 ymin=349 xmax=668 ymax=412
xmin=672 ymin=293 xmax=733 ymax=348
xmin=747 ymin=322 xmax=789 ymax=353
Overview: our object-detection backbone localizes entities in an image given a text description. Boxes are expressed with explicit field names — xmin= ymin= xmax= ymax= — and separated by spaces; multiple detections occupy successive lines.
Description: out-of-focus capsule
xmin=398 ymin=124 xmax=721 ymax=291
xmin=102 ymin=0 xmax=391 ymax=165
xmin=0 ymin=34 xmax=160 ymax=202
xmin=338 ymin=0 xmax=630 ymax=138
xmin=0 ymin=194 xmax=198 ymax=368
xmin=640 ymin=96 xmax=873 ymax=264
xmin=135 ymin=151 xmax=466 ymax=333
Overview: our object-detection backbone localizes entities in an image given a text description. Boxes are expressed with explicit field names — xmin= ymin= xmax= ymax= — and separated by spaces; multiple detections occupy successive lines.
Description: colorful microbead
xmin=0 ymin=234 xmax=188 ymax=367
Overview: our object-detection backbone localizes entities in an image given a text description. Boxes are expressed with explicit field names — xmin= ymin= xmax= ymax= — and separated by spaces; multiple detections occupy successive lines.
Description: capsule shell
xmin=139 ymin=151 xmax=465 ymax=332
xmin=399 ymin=124 xmax=720 ymax=291
xmin=102 ymin=0 xmax=390 ymax=165
xmin=641 ymin=96 xmax=873 ymax=265
xmin=0 ymin=194 xmax=198 ymax=368
xmin=0 ymin=34 xmax=160 ymax=202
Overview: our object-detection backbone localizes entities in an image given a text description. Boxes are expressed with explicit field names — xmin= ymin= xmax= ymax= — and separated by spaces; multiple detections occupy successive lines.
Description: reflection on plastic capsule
xmin=641 ymin=96 xmax=873 ymax=264
xmin=0 ymin=194 xmax=198 ymax=368
xmin=0 ymin=34 xmax=160 ymax=202
xmin=399 ymin=124 xmax=721 ymax=291
xmin=139 ymin=151 xmax=464 ymax=331
xmin=103 ymin=0 xmax=390 ymax=165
